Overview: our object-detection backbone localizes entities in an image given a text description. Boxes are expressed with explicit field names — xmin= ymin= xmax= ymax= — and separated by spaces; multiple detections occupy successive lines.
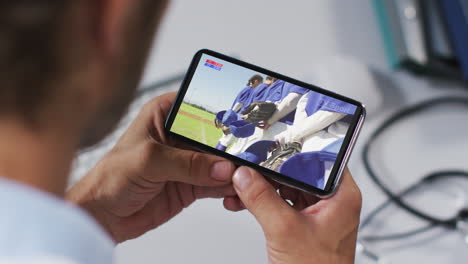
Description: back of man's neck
xmin=0 ymin=119 xmax=78 ymax=197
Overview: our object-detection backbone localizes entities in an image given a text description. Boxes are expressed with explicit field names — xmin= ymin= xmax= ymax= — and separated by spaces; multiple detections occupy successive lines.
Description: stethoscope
xmin=359 ymin=97 xmax=468 ymax=262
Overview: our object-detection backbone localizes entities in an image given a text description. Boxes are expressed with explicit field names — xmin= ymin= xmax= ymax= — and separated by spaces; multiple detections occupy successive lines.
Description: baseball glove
xmin=241 ymin=101 xmax=277 ymax=123
xmin=260 ymin=142 xmax=302 ymax=172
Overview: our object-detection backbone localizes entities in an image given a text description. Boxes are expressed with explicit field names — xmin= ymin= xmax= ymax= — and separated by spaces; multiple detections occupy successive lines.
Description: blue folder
xmin=440 ymin=0 xmax=468 ymax=81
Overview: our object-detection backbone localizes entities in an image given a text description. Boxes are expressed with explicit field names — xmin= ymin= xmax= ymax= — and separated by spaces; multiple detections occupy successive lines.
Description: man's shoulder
xmin=0 ymin=257 xmax=80 ymax=264
xmin=0 ymin=179 xmax=114 ymax=264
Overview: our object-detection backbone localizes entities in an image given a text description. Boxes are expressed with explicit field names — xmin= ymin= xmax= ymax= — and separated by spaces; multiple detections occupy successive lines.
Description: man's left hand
xmin=67 ymin=92 xmax=236 ymax=243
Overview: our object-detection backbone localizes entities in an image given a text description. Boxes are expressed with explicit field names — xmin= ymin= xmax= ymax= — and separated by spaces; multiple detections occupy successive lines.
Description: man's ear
xmin=60 ymin=0 xmax=139 ymax=122
xmin=87 ymin=0 xmax=136 ymax=58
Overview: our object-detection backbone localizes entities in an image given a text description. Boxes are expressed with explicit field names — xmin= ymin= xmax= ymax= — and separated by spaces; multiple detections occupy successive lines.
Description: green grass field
xmin=171 ymin=103 xmax=222 ymax=147
xmin=179 ymin=103 xmax=215 ymax=120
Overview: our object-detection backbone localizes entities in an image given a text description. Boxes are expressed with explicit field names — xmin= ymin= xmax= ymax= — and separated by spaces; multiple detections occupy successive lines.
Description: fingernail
xmin=233 ymin=167 xmax=252 ymax=191
xmin=211 ymin=161 xmax=232 ymax=181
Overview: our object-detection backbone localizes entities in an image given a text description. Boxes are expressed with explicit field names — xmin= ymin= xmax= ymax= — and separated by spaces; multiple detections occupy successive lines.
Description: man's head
xmin=265 ymin=76 xmax=277 ymax=85
xmin=247 ymin=74 xmax=263 ymax=88
xmin=0 ymin=0 xmax=168 ymax=148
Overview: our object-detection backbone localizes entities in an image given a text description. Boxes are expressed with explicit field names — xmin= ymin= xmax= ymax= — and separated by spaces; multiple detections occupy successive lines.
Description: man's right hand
xmin=224 ymin=167 xmax=362 ymax=264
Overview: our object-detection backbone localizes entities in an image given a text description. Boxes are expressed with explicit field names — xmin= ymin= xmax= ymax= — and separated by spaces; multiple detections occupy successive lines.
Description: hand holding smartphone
xmin=165 ymin=49 xmax=365 ymax=196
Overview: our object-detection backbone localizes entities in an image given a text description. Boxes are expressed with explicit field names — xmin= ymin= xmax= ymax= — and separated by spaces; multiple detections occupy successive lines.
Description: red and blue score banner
xmin=204 ymin=59 xmax=223 ymax=71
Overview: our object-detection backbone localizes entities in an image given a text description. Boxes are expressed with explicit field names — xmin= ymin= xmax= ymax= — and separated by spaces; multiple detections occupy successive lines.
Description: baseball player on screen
xmin=274 ymin=90 xmax=356 ymax=152
xmin=214 ymin=75 xmax=263 ymax=151
xmin=216 ymin=76 xmax=275 ymax=153
xmin=267 ymin=90 xmax=357 ymax=188
xmin=227 ymin=79 xmax=308 ymax=155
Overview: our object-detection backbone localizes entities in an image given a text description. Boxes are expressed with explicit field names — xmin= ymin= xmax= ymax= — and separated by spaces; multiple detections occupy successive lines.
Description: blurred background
xmin=73 ymin=0 xmax=468 ymax=263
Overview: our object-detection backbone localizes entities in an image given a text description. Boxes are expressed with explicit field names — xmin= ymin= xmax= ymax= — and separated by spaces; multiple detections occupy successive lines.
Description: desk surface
xmin=73 ymin=1 xmax=468 ymax=263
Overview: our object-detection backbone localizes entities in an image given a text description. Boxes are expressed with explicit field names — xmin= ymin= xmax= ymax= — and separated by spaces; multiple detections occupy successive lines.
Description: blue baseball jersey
xmin=263 ymin=81 xmax=309 ymax=125
xmin=263 ymin=80 xmax=286 ymax=102
xmin=239 ymin=83 xmax=270 ymax=113
xmin=231 ymin=86 xmax=253 ymax=110
xmin=305 ymin=91 xmax=357 ymax=117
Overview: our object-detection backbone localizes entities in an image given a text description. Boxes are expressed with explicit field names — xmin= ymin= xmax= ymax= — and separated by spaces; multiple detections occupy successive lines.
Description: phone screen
xmin=166 ymin=50 xmax=364 ymax=194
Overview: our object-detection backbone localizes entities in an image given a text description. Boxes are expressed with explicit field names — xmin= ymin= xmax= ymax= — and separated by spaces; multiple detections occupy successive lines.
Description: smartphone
xmin=165 ymin=49 xmax=365 ymax=197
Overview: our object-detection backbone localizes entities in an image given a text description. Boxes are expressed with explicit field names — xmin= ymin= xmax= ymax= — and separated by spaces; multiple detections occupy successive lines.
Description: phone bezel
xmin=164 ymin=49 xmax=366 ymax=197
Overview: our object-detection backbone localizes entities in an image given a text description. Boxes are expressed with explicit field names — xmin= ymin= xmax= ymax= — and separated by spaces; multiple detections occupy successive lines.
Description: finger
xmin=278 ymin=186 xmax=316 ymax=211
xmin=302 ymin=169 xmax=362 ymax=225
xmin=232 ymin=166 xmax=298 ymax=233
xmin=144 ymin=141 xmax=236 ymax=186
xmin=194 ymin=184 xmax=237 ymax=199
xmin=172 ymin=141 xmax=200 ymax=152
xmin=265 ymin=177 xmax=282 ymax=190
xmin=278 ymin=186 xmax=299 ymax=203
xmin=294 ymin=194 xmax=320 ymax=211
xmin=149 ymin=92 xmax=177 ymax=143
xmin=148 ymin=92 xmax=177 ymax=118
xmin=223 ymin=196 xmax=245 ymax=212
xmin=116 ymin=92 xmax=177 ymax=146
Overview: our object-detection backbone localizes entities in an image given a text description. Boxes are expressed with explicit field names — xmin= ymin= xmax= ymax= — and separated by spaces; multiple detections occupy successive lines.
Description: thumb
xmin=302 ymin=169 xmax=362 ymax=230
xmin=233 ymin=167 xmax=297 ymax=232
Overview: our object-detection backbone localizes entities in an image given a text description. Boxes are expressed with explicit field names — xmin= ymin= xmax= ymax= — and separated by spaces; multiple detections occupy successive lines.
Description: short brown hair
xmin=248 ymin=74 xmax=263 ymax=85
xmin=0 ymin=1 xmax=70 ymax=118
